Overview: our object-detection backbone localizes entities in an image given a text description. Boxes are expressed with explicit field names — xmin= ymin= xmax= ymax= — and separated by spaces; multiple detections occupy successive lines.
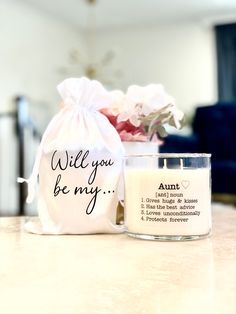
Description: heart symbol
xmin=181 ymin=180 xmax=190 ymax=189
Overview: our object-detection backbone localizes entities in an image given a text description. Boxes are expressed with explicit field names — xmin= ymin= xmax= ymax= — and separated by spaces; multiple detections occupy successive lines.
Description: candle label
xmin=125 ymin=168 xmax=211 ymax=235
xmin=140 ymin=192 xmax=200 ymax=223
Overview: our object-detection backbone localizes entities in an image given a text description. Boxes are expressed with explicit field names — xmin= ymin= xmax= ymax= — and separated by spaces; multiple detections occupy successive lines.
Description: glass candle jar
xmin=124 ymin=153 xmax=212 ymax=241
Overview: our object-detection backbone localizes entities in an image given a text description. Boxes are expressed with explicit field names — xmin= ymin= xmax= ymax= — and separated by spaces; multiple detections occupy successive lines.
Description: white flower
xmin=169 ymin=106 xmax=184 ymax=129
xmin=117 ymin=83 xmax=184 ymax=130
xmin=118 ymin=102 xmax=143 ymax=127
xmin=106 ymin=90 xmax=126 ymax=115
xmin=126 ymin=84 xmax=175 ymax=116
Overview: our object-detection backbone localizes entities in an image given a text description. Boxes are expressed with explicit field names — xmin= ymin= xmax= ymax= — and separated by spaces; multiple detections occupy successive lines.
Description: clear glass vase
xmin=122 ymin=141 xmax=159 ymax=155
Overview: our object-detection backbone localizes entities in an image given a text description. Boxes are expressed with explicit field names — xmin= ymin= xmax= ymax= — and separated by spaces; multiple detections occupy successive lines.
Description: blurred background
xmin=1 ymin=0 xmax=236 ymax=215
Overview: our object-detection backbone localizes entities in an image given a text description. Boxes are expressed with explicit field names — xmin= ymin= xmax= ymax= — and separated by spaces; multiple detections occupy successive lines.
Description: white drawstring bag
xmin=19 ymin=77 xmax=125 ymax=234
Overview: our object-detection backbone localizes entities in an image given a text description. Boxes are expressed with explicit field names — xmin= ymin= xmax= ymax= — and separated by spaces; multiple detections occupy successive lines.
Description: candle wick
xmin=163 ymin=159 xmax=167 ymax=169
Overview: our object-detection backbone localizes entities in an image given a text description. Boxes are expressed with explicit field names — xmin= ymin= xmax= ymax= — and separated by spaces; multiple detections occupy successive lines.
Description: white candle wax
xmin=125 ymin=167 xmax=211 ymax=237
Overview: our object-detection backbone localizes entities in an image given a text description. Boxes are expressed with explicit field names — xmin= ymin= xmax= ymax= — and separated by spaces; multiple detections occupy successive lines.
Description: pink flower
xmin=100 ymin=108 xmax=163 ymax=143
xmin=100 ymin=108 xmax=148 ymax=142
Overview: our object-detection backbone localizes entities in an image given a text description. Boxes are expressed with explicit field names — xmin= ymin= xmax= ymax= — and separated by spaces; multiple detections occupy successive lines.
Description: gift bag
xmin=19 ymin=77 xmax=125 ymax=234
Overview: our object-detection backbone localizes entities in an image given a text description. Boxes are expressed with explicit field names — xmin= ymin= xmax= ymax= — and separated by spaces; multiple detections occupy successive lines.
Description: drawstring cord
xmin=17 ymin=142 xmax=43 ymax=203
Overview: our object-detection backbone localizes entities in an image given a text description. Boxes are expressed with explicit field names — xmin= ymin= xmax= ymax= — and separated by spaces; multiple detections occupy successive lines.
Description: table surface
xmin=0 ymin=204 xmax=236 ymax=314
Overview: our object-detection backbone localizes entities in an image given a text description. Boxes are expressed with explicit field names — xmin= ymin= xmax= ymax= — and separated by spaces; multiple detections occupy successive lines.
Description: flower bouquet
xmin=100 ymin=83 xmax=184 ymax=144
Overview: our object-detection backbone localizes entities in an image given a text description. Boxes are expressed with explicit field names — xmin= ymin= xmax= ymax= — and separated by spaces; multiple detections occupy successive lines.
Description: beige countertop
xmin=0 ymin=204 xmax=236 ymax=314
